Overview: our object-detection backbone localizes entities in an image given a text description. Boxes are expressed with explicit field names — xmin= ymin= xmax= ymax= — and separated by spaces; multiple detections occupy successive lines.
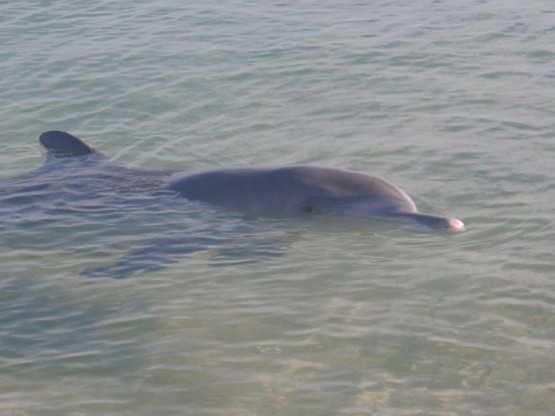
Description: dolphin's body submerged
xmin=1 ymin=131 xmax=464 ymax=277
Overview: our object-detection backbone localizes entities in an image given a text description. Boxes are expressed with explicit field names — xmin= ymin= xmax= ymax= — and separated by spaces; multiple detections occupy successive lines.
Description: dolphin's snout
xmin=398 ymin=213 xmax=465 ymax=232
xmin=446 ymin=217 xmax=465 ymax=232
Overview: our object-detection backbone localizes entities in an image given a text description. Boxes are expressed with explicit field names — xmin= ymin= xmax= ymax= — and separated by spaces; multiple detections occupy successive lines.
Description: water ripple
xmin=2 ymin=0 xmax=555 ymax=414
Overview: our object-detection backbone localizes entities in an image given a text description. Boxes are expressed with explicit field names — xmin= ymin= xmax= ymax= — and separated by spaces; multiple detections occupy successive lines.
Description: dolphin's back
xmin=168 ymin=165 xmax=417 ymax=214
xmin=169 ymin=167 xmax=307 ymax=213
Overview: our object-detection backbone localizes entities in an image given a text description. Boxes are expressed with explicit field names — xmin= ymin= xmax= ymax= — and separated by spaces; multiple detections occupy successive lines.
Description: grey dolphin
xmin=168 ymin=166 xmax=464 ymax=231
xmin=37 ymin=130 xmax=464 ymax=231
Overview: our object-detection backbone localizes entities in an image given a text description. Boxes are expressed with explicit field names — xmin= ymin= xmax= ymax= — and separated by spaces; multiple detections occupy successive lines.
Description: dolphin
xmin=1 ymin=131 xmax=464 ymax=277
xmin=35 ymin=130 xmax=464 ymax=231
xmin=168 ymin=166 xmax=464 ymax=231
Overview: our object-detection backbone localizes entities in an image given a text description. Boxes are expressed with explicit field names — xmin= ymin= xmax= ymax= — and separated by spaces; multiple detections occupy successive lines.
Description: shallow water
xmin=1 ymin=1 xmax=555 ymax=415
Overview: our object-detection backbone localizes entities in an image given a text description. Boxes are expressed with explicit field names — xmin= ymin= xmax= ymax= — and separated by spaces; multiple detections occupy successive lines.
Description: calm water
xmin=1 ymin=1 xmax=555 ymax=414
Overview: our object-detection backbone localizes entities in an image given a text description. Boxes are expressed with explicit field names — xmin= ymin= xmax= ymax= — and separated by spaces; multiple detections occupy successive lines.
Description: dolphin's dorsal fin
xmin=39 ymin=131 xmax=98 ymax=158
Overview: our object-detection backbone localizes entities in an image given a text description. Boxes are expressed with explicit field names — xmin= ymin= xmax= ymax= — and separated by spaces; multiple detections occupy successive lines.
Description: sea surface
xmin=1 ymin=1 xmax=555 ymax=415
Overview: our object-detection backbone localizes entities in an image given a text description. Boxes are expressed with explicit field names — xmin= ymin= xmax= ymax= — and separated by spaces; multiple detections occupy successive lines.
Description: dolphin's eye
xmin=301 ymin=204 xmax=317 ymax=213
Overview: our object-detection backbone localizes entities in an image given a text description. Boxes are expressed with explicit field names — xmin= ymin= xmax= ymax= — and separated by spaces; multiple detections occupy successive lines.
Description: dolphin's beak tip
xmin=447 ymin=218 xmax=465 ymax=232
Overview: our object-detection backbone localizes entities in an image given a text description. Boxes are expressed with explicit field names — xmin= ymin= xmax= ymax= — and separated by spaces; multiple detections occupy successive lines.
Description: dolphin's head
xmin=287 ymin=166 xmax=465 ymax=232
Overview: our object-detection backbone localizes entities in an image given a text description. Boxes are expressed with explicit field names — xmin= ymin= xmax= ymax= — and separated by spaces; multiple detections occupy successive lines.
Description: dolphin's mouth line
xmin=304 ymin=210 xmax=464 ymax=232
xmin=386 ymin=212 xmax=466 ymax=232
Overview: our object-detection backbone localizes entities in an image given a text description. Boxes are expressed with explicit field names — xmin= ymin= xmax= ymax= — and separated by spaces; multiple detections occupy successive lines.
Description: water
xmin=1 ymin=0 xmax=555 ymax=414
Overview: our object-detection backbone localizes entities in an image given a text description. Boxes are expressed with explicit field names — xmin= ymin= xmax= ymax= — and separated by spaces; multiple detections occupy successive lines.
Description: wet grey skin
xmin=38 ymin=131 xmax=464 ymax=231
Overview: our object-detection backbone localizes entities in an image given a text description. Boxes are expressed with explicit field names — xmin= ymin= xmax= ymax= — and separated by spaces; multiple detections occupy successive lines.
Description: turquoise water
xmin=2 ymin=1 xmax=555 ymax=414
